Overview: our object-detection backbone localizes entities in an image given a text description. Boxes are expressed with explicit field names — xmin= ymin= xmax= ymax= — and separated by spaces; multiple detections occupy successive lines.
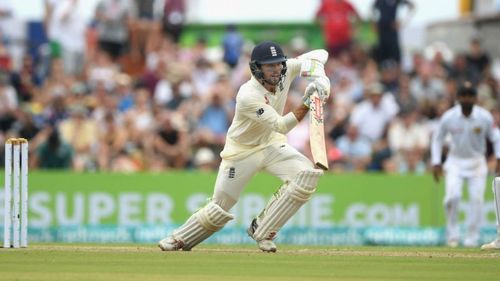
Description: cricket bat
xmin=309 ymin=90 xmax=329 ymax=170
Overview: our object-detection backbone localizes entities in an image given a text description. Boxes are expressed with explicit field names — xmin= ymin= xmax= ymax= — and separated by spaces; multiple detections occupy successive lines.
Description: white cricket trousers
xmin=444 ymin=171 xmax=486 ymax=246
xmin=212 ymin=143 xmax=313 ymax=211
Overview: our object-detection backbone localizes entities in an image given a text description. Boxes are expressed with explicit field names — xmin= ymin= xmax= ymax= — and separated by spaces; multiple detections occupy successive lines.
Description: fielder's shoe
xmin=247 ymin=219 xmax=277 ymax=253
xmin=480 ymin=238 xmax=500 ymax=250
xmin=158 ymin=236 xmax=184 ymax=251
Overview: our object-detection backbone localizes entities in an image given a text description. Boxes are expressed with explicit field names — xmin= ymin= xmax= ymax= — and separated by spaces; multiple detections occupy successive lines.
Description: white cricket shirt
xmin=431 ymin=104 xmax=500 ymax=168
xmin=220 ymin=58 xmax=302 ymax=160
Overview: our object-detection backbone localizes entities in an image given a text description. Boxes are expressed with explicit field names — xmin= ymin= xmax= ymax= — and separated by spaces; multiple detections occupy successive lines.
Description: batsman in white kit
xmin=158 ymin=41 xmax=330 ymax=252
xmin=431 ymin=82 xmax=500 ymax=248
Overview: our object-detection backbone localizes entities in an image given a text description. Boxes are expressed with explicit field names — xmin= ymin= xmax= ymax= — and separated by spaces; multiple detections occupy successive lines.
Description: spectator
xmin=86 ymin=49 xmax=119 ymax=91
xmin=350 ymin=82 xmax=399 ymax=170
xmin=11 ymin=56 xmax=40 ymax=103
xmin=0 ymin=71 xmax=18 ymax=134
xmin=379 ymin=59 xmax=400 ymax=94
xmin=395 ymin=73 xmax=418 ymax=113
xmin=35 ymin=126 xmax=74 ymax=169
xmin=195 ymin=91 xmax=231 ymax=153
xmin=51 ymin=0 xmax=87 ymax=76
xmin=162 ymin=0 xmax=185 ymax=43
xmin=350 ymin=82 xmax=399 ymax=143
xmin=222 ymin=24 xmax=244 ymax=68
xmin=409 ymin=61 xmax=446 ymax=118
xmin=129 ymin=0 xmax=162 ymax=60
xmin=387 ymin=109 xmax=429 ymax=174
xmin=316 ymin=0 xmax=360 ymax=57
xmin=372 ymin=0 xmax=415 ymax=64
xmin=466 ymin=38 xmax=490 ymax=78
xmin=449 ymin=53 xmax=480 ymax=86
xmin=94 ymin=0 xmax=135 ymax=61
xmin=152 ymin=111 xmax=189 ymax=169
xmin=191 ymin=57 xmax=218 ymax=99
xmin=58 ymin=104 xmax=97 ymax=171
xmin=335 ymin=124 xmax=372 ymax=172
xmin=96 ymin=112 xmax=128 ymax=171
xmin=115 ymin=73 xmax=135 ymax=112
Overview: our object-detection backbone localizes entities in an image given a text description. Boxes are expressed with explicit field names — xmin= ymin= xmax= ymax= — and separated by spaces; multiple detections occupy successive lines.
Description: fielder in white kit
xmin=431 ymin=82 xmax=500 ymax=248
xmin=158 ymin=41 xmax=330 ymax=252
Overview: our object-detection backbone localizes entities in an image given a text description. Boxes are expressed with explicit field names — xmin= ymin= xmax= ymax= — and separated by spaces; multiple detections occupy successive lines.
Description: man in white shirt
xmin=158 ymin=41 xmax=330 ymax=252
xmin=431 ymin=82 xmax=500 ymax=247
xmin=350 ymin=82 xmax=399 ymax=143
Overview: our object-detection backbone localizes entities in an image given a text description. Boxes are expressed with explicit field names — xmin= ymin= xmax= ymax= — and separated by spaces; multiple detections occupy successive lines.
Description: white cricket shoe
xmin=158 ymin=236 xmax=184 ymax=251
xmin=480 ymin=238 xmax=500 ymax=250
xmin=247 ymin=219 xmax=277 ymax=253
xmin=256 ymin=239 xmax=277 ymax=253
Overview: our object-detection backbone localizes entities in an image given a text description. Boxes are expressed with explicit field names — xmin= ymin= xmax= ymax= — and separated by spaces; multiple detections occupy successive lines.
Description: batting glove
xmin=302 ymin=82 xmax=317 ymax=108
xmin=314 ymin=76 xmax=331 ymax=102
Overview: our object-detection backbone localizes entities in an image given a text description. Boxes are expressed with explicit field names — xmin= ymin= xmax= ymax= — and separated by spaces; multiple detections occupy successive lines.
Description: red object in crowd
xmin=316 ymin=0 xmax=358 ymax=54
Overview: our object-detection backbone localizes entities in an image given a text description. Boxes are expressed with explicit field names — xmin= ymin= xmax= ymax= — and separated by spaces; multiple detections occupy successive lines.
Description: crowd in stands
xmin=0 ymin=0 xmax=498 ymax=174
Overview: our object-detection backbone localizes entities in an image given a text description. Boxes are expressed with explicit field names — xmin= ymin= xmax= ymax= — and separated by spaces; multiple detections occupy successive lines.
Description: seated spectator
xmin=34 ymin=126 xmax=73 ymax=169
xmin=115 ymin=73 xmax=135 ymax=113
xmin=387 ymin=109 xmax=429 ymax=174
xmin=335 ymin=124 xmax=372 ymax=172
xmin=191 ymin=57 xmax=218 ymax=99
xmin=96 ymin=112 xmax=128 ymax=171
xmin=409 ymin=61 xmax=445 ymax=116
xmin=11 ymin=55 xmax=40 ymax=103
xmin=124 ymin=87 xmax=155 ymax=169
xmin=350 ymin=82 xmax=399 ymax=142
xmin=42 ymin=95 xmax=69 ymax=127
xmin=154 ymin=62 xmax=192 ymax=107
xmin=0 ymin=71 xmax=18 ymax=135
xmin=350 ymin=82 xmax=399 ymax=171
xmin=466 ymin=38 xmax=490 ymax=78
xmin=195 ymin=91 xmax=230 ymax=153
xmin=58 ymin=105 xmax=97 ymax=171
xmin=449 ymin=53 xmax=479 ymax=86
xmin=86 ymin=49 xmax=119 ymax=91
xmin=395 ymin=74 xmax=418 ymax=113
xmin=151 ymin=111 xmax=189 ymax=170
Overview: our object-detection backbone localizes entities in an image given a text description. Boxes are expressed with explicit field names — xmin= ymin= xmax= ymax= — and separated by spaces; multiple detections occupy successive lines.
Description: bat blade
xmin=309 ymin=91 xmax=328 ymax=170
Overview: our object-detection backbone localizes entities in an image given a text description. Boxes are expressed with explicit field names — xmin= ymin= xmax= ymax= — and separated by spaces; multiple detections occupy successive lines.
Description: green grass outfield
xmin=1 ymin=244 xmax=499 ymax=281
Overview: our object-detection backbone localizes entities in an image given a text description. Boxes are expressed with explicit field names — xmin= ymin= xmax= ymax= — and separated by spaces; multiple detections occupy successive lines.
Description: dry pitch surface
xmin=1 ymin=244 xmax=499 ymax=281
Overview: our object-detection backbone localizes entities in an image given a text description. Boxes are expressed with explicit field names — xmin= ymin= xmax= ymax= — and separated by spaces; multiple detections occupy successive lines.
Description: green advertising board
xmin=0 ymin=172 xmax=497 ymax=245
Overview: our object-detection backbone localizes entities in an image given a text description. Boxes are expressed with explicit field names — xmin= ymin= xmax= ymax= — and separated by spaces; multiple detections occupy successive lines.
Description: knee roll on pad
xmin=197 ymin=202 xmax=235 ymax=232
xmin=289 ymin=169 xmax=323 ymax=201
xmin=252 ymin=169 xmax=323 ymax=241
xmin=172 ymin=202 xmax=234 ymax=250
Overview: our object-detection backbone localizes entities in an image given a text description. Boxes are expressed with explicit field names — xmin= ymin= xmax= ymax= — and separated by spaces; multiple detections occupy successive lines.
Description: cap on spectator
xmin=366 ymin=82 xmax=383 ymax=95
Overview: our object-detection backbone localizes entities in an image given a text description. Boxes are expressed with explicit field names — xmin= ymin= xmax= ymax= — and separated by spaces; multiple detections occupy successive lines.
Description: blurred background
xmin=0 ymin=0 xmax=499 ymax=246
